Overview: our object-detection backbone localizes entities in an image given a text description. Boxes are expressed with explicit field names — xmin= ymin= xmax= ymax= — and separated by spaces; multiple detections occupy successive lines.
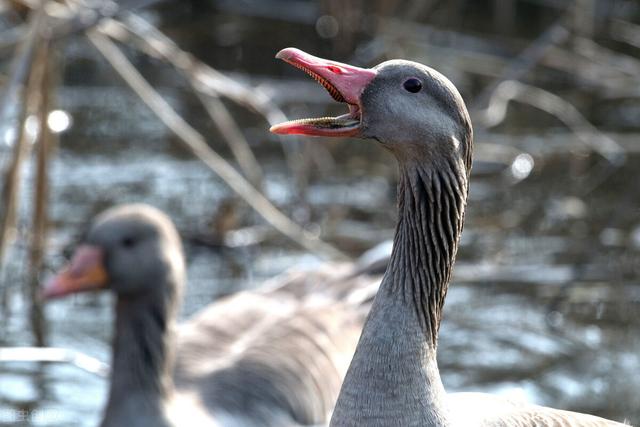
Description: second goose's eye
xmin=121 ymin=237 xmax=136 ymax=248
xmin=403 ymin=78 xmax=422 ymax=93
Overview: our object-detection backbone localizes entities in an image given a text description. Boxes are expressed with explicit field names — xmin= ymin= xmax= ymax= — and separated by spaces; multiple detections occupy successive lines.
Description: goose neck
xmin=329 ymin=158 xmax=469 ymax=426
xmin=102 ymin=284 xmax=179 ymax=427
xmin=385 ymin=160 xmax=468 ymax=343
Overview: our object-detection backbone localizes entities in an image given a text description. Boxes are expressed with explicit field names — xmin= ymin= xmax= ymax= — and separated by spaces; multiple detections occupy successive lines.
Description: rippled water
xmin=1 ymin=4 xmax=640 ymax=426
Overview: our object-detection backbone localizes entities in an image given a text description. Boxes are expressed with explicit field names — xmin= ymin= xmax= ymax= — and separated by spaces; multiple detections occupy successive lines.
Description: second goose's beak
xmin=43 ymin=245 xmax=108 ymax=299
xmin=270 ymin=47 xmax=376 ymax=137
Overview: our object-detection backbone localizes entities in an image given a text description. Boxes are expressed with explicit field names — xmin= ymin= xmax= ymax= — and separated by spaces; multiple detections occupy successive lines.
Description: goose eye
xmin=122 ymin=237 xmax=136 ymax=248
xmin=403 ymin=78 xmax=422 ymax=93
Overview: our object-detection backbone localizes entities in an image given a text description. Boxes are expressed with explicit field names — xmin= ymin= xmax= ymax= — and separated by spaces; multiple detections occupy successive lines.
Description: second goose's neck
xmin=102 ymin=285 xmax=179 ymax=427
xmin=330 ymin=158 xmax=469 ymax=427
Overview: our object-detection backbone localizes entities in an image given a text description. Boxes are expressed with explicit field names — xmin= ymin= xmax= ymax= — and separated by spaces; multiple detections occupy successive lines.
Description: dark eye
xmin=121 ymin=237 xmax=136 ymax=248
xmin=403 ymin=78 xmax=422 ymax=93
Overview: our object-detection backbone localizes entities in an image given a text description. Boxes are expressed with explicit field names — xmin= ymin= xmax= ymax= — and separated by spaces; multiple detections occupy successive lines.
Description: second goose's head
xmin=44 ymin=204 xmax=185 ymax=300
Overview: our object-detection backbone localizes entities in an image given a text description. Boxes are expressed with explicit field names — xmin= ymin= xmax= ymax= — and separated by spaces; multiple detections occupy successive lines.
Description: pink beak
xmin=270 ymin=48 xmax=377 ymax=137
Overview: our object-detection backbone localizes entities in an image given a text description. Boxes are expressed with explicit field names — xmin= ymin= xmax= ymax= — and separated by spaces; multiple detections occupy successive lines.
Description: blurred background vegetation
xmin=0 ymin=0 xmax=639 ymax=425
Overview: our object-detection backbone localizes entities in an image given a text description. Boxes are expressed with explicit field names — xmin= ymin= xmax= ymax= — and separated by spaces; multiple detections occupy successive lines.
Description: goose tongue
xmin=270 ymin=47 xmax=377 ymax=137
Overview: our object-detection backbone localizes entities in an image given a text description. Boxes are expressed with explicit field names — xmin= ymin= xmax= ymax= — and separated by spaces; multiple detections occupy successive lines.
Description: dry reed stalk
xmin=87 ymin=30 xmax=348 ymax=261
xmin=470 ymin=19 xmax=571 ymax=112
xmin=27 ymin=37 xmax=55 ymax=347
xmin=480 ymin=80 xmax=624 ymax=166
xmin=0 ymin=7 xmax=43 ymax=270
xmin=104 ymin=14 xmax=309 ymax=200
xmin=194 ymin=92 xmax=265 ymax=191
xmin=0 ymin=8 xmax=44 ymax=318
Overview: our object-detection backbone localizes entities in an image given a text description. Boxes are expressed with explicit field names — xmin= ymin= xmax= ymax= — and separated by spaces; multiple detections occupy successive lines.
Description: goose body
xmin=173 ymin=264 xmax=376 ymax=426
xmin=271 ymin=48 xmax=630 ymax=427
xmin=44 ymin=204 xmax=379 ymax=426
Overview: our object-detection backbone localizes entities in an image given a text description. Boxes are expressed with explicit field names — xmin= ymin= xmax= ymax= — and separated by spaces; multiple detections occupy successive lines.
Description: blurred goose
xmin=44 ymin=204 xmax=379 ymax=427
xmin=271 ymin=48 xmax=629 ymax=427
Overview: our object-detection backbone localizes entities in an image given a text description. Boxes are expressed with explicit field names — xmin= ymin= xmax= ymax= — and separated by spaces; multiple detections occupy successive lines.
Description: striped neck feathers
xmin=384 ymin=155 xmax=469 ymax=346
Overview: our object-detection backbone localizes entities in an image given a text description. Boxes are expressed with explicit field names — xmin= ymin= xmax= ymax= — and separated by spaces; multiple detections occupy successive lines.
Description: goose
xmin=43 ymin=203 xmax=380 ymax=427
xmin=270 ymin=47 xmax=629 ymax=427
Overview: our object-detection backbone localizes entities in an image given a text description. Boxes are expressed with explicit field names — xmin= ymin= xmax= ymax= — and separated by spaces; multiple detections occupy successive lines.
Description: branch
xmin=610 ymin=18 xmax=640 ymax=49
xmin=27 ymin=36 xmax=55 ymax=347
xmin=0 ymin=7 xmax=44 ymax=271
xmin=104 ymin=12 xmax=290 ymax=127
xmin=87 ymin=31 xmax=348 ymax=261
xmin=479 ymin=80 xmax=625 ymax=166
xmin=101 ymin=13 xmax=308 ymax=200
xmin=2 ymin=0 xmax=165 ymax=55
xmin=471 ymin=19 xmax=570 ymax=111
xmin=0 ymin=5 xmax=41 ymax=127
xmin=0 ymin=346 xmax=109 ymax=378
xmin=101 ymin=18 xmax=266 ymax=188
xmin=194 ymin=91 xmax=265 ymax=190
xmin=572 ymin=36 xmax=640 ymax=78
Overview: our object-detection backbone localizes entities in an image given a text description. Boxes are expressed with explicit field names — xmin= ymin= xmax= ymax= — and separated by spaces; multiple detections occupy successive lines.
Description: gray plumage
xmin=324 ymin=60 xmax=629 ymax=426
xmin=71 ymin=204 xmax=380 ymax=427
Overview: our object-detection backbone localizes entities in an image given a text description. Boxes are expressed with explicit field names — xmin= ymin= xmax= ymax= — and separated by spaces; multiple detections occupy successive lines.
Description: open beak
xmin=42 ymin=245 xmax=108 ymax=299
xmin=270 ymin=47 xmax=377 ymax=137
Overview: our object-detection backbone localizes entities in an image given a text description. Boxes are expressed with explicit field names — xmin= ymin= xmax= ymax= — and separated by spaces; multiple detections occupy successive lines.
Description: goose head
xmin=43 ymin=204 xmax=185 ymax=299
xmin=270 ymin=48 xmax=472 ymax=169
